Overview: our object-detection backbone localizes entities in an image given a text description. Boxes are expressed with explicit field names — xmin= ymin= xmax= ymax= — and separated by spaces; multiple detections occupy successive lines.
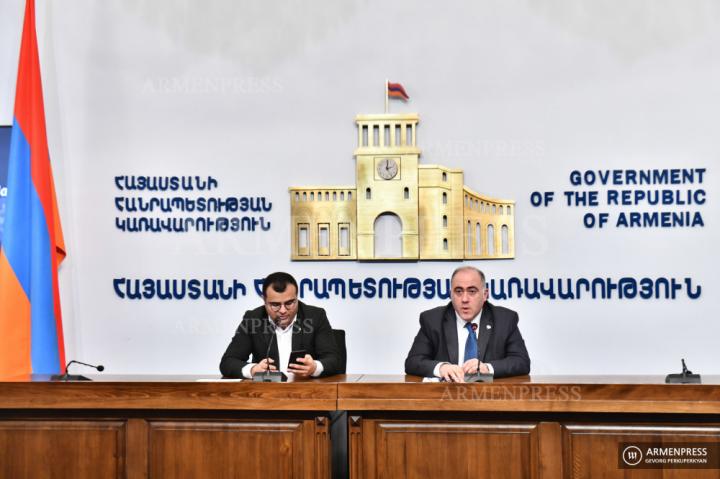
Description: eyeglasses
xmin=266 ymin=299 xmax=297 ymax=312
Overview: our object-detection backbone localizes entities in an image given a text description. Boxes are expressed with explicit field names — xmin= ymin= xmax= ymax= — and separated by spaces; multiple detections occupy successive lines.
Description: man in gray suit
xmin=405 ymin=266 xmax=530 ymax=382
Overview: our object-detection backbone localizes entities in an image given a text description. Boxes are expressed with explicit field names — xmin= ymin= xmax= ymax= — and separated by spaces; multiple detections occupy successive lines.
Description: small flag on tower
xmin=387 ymin=81 xmax=409 ymax=100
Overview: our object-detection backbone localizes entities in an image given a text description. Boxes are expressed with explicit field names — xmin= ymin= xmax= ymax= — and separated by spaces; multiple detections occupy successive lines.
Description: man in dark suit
xmin=220 ymin=272 xmax=341 ymax=379
xmin=405 ymin=266 xmax=530 ymax=382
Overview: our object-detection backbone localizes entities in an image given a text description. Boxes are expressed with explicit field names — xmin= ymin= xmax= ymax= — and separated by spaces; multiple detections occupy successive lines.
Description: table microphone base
xmin=665 ymin=373 xmax=701 ymax=384
xmin=464 ymin=373 xmax=494 ymax=383
xmin=252 ymin=371 xmax=288 ymax=383
xmin=50 ymin=374 xmax=92 ymax=381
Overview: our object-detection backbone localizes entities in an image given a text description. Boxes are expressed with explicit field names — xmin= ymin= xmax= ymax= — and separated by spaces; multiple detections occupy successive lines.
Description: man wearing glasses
xmin=405 ymin=266 xmax=530 ymax=382
xmin=220 ymin=272 xmax=341 ymax=379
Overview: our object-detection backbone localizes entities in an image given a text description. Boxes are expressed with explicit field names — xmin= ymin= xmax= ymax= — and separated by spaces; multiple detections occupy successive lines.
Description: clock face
xmin=377 ymin=158 xmax=398 ymax=180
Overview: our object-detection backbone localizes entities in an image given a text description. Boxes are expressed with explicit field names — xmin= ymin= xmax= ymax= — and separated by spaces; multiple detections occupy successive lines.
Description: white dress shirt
xmin=242 ymin=316 xmax=324 ymax=379
xmin=432 ymin=309 xmax=494 ymax=377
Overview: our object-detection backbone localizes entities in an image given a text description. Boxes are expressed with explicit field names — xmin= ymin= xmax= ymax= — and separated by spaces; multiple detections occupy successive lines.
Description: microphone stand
xmin=464 ymin=323 xmax=494 ymax=383
xmin=665 ymin=358 xmax=701 ymax=384
xmin=51 ymin=361 xmax=105 ymax=381
xmin=253 ymin=318 xmax=287 ymax=382
xmin=464 ymin=371 xmax=494 ymax=383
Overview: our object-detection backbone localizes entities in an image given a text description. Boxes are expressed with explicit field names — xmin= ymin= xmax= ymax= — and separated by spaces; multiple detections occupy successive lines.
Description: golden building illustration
xmin=289 ymin=112 xmax=514 ymax=261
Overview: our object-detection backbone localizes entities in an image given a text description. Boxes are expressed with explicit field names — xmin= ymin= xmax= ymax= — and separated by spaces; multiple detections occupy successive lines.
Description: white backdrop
xmin=1 ymin=0 xmax=718 ymax=375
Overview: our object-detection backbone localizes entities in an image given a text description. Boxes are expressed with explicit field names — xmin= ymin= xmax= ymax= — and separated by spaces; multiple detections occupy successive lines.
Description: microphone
xmin=681 ymin=359 xmax=690 ymax=375
xmin=50 ymin=360 xmax=105 ymax=381
xmin=252 ymin=318 xmax=286 ymax=382
xmin=666 ymin=358 xmax=701 ymax=384
xmin=464 ymin=322 xmax=493 ymax=383
xmin=262 ymin=323 xmax=277 ymax=381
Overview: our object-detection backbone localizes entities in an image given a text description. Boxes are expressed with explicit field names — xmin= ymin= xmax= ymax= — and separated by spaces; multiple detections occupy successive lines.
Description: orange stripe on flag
xmin=0 ymin=252 xmax=32 ymax=378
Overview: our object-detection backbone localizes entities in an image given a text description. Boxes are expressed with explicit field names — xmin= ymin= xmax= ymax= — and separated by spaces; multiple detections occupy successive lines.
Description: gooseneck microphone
xmin=681 ymin=358 xmax=690 ymax=375
xmin=464 ymin=322 xmax=494 ymax=383
xmin=666 ymin=358 xmax=701 ymax=384
xmin=51 ymin=360 xmax=105 ymax=381
xmin=65 ymin=360 xmax=105 ymax=374
xmin=253 ymin=317 xmax=286 ymax=382
xmin=263 ymin=322 xmax=277 ymax=381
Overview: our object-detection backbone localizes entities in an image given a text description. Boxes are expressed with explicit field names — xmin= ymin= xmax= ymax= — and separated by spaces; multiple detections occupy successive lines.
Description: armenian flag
xmin=387 ymin=81 xmax=409 ymax=100
xmin=0 ymin=0 xmax=66 ymax=377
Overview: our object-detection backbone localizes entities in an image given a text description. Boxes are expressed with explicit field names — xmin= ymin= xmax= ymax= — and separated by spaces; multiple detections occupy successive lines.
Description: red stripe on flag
xmin=387 ymin=82 xmax=409 ymax=100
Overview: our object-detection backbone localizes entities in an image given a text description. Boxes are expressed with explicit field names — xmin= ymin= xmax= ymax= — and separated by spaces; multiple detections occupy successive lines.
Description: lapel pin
xmin=486 ymin=324 xmax=492 ymax=330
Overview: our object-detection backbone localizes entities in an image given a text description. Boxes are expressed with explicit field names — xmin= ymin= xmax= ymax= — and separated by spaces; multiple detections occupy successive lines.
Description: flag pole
xmin=384 ymin=78 xmax=388 ymax=114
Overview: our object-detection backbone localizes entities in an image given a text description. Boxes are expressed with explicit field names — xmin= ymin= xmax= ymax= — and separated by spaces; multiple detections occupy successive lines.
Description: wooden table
xmin=2 ymin=375 xmax=719 ymax=479
xmin=340 ymin=375 xmax=720 ymax=479
xmin=0 ymin=374 xmax=357 ymax=479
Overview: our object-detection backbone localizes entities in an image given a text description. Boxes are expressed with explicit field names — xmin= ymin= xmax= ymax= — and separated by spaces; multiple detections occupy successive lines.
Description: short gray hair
xmin=451 ymin=266 xmax=486 ymax=288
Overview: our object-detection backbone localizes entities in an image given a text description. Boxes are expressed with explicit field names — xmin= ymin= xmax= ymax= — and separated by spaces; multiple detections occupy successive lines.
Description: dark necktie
xmin=463 ymin=322 xmax=477 ymax=362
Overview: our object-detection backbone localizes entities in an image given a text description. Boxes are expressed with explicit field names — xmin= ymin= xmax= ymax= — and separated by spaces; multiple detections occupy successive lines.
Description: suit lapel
xmin=443 ymin=306 xmax=459 ymax=364
xmin=477 ymin=304 xmax=493 ymax=361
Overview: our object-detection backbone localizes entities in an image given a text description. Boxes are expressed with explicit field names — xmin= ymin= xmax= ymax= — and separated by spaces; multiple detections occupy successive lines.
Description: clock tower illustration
xmin=289 ymin=84 xmax=515 ymax=261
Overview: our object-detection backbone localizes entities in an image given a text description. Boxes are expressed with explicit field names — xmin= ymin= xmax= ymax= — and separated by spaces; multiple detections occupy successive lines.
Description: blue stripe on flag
xmin=3 ymin=119 xmax=32 ymax=296
xmin=5 ymin=118 xmax=60 ymax=373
